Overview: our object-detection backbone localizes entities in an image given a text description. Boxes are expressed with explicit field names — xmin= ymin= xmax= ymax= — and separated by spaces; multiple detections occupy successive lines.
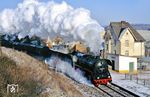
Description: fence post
xmin=144 ymin=79 xmax=146 ymax=86
xmin=125 ymin=73 xmax=127 ymax=79
xmin=130 ymin=74 xmax=132 ymax=80
xmin=137 ymin=77 xmax=138 ymax=84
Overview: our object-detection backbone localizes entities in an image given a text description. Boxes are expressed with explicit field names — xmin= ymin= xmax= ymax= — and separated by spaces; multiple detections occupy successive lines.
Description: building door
xmin=129 ymin=62 xmax=134 ymax=74
xmin=112 ymin=60 xmax=115 ymax=70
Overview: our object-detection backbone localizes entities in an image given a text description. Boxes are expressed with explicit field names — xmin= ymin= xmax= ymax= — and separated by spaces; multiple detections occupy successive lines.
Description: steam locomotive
xmin=71 ymin=51 xmax=112 ymax=86
xmin=0 ymin=34 xmax=112 ymax=86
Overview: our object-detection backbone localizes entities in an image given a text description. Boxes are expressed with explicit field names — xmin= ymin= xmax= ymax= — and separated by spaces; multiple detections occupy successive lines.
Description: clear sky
xmin=0 ymin=0 xmax=149 ymax=25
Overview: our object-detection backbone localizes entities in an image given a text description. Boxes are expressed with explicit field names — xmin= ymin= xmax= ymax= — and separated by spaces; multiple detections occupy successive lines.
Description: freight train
xmin=0 ymin=34 xmax=73 ymax=65
xmin=0 ymin=34 xmax=112 ymax=86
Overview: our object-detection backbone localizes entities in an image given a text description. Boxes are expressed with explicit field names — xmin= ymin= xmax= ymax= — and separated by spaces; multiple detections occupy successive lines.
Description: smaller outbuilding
xmin=107 ymin=54 xmax=137 ymax=74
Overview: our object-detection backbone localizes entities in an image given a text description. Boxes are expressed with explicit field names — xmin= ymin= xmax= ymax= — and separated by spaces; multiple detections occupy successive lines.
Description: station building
xmin=104 ymin=21 xmax=145 ymax=73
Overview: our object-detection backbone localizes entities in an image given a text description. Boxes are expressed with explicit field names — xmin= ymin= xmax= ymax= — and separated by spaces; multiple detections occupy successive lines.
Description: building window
xmin=125 ymin=40 xmax=129 ymax=47
xmin=114 ymin=50 xmax=116 ymax=54
xmin=106 ymin=44 xmax=109 ymax=50
xmin=125 ymin=50 xmax=129 ymax=56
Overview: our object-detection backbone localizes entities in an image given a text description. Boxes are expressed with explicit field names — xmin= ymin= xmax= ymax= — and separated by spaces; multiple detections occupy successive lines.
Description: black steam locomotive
xmin=71 ymin=51 xmax=112 ymax=86
xmin=0 ymin=34 xmax=112 ymax=86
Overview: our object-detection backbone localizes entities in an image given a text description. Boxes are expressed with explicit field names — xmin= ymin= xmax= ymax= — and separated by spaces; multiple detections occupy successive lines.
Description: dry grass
xmin=1 ymin=47 xmax=84 ymax=97
xmin=0 ymin=55 xmax=41 ymax=97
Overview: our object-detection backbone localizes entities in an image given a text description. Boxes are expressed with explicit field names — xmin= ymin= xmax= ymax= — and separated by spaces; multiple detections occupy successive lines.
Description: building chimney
xmin=121 ymin=21 xmax=126 ymax=28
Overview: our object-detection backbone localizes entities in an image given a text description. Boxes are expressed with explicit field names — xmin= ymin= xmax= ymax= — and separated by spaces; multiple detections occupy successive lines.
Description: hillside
xmin=0 ymin=47 xmax=84 ymax=97
xmin=0 ymin=47 xmax=106 ymax=97
xmin=0 ymin=55 xmax=41 ymax=96
xmin=131 ymin=24 xmax=150 ymax=30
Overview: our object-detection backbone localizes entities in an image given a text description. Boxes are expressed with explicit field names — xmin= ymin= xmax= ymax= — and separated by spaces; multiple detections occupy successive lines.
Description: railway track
xmin=98 ymin=83 xmax=140 ymax=97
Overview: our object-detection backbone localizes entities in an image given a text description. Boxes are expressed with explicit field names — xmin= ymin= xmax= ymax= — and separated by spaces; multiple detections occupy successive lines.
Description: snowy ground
xmin=110 ymin=70 xmax=150 ymax=97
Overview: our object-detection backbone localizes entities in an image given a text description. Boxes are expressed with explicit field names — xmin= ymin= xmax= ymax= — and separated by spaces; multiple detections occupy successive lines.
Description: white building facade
xmin=107 ymin=54 xmax=137 ymax=73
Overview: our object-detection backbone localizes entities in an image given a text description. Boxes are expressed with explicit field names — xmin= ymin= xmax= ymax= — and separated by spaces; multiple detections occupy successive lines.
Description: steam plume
xmin=45 ymin=56 xmax=93 ymax=86
xmin=0 ymin=0 xmax=104 ymax=53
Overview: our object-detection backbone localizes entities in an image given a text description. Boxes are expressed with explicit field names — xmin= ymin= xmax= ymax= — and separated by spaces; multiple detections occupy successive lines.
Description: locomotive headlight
xmin=72 ymin=55 xmax=77 ymax=62
xmin=97 ymin=77 xmax=99 ymax=79
xmin=97 ymin=62 xmax=102 ymax=66
xmin=108 ymin=76 xmax=110 ymax=78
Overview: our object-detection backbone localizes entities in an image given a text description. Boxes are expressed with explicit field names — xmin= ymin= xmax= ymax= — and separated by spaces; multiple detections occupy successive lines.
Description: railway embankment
xmin=1 ymin=47 xmax=105 ymax=97
xmin=1 ymin=47 xmax=83 ymax=96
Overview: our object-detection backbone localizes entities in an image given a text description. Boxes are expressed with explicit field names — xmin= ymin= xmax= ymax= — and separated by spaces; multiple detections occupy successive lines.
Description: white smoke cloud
xmin=0 ymin=0 xmax=104 ymax=53
xmin=45 ymin=56 xmax=93 ymax=86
